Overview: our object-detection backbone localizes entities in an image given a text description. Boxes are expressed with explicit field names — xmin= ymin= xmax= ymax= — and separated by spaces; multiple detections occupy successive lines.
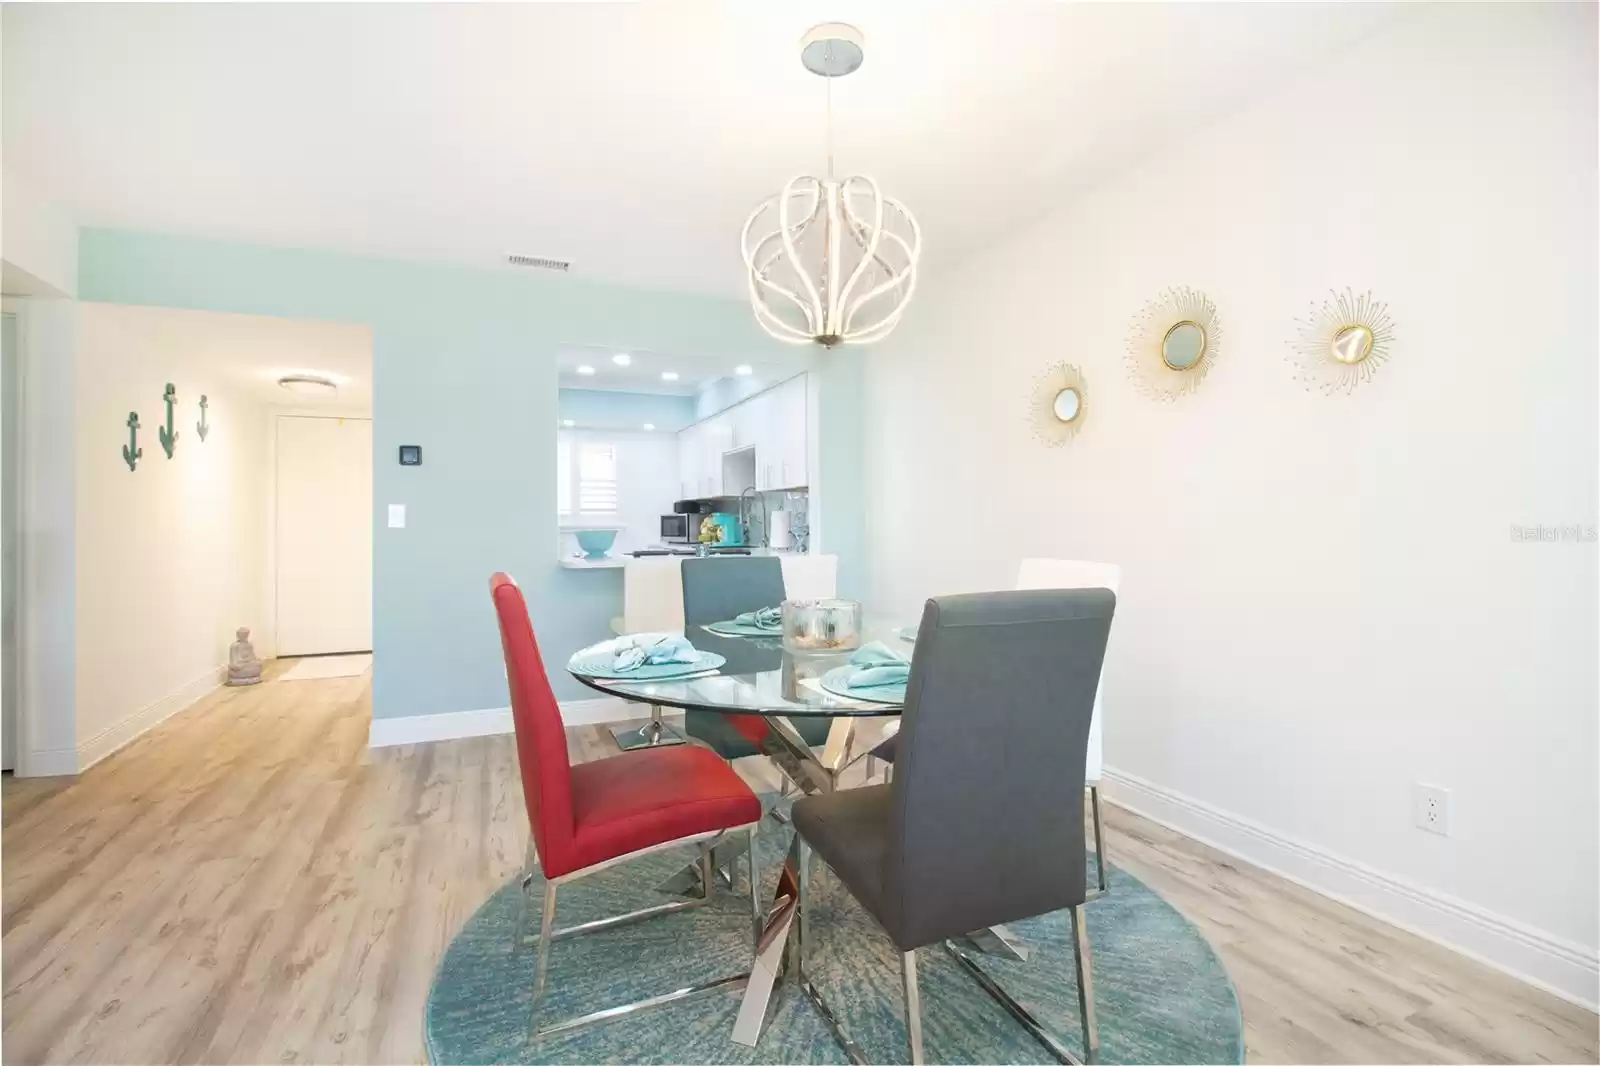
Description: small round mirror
xmin=1162 ymin=321 xmax=1207 ymax=370
xmin=1052 ymin=387 xmax=1081 ymax=422
xmin=1331 ymin=324 xmax=1375 ymax=365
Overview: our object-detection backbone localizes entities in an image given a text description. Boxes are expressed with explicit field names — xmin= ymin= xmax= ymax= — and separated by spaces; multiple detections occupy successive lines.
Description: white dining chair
xmin=1016 ymin=557 xmax=1120 ymax=900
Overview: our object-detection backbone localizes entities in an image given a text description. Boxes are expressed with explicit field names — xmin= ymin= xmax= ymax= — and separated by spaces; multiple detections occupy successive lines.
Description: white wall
xmin=73 ymin=304 xmax=268 ymax=766
xmin=864 ymin=2 xmax=1598 ymax=1005
xmin=1 ymin=167 xmax=78 ymax=297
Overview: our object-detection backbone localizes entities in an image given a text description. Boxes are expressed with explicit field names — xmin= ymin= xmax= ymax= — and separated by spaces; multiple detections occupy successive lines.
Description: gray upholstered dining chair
xmin=679 ymin=557 xmax=832 ymax=758
xmin=788 ymin=588 xmax=1116 ymax=1065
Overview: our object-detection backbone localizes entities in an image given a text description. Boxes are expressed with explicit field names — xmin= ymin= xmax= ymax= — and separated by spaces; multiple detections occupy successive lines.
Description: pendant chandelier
xmin=741 ymin=23 xmax=922 ymax=348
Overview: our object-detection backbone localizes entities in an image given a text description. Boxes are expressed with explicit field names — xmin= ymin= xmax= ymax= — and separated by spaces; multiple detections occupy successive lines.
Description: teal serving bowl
xmin=574 ymin=529 xmax=617 ymax=559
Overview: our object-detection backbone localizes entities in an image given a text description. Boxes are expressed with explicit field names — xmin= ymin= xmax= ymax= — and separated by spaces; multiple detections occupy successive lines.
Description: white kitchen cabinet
xmin=677 ymin=372 xmax=810 ymax=499
xmin=777 ymin=376 xmax=808 ymax=489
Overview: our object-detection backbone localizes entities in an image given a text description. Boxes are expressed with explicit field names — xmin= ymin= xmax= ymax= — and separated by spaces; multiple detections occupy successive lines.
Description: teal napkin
xmin=844 ymin=641 xmax=910 ymax=690
xmin=614 ymin=634 xmax=698 ymax=672
xmin=732 ymin=606 xmax=783 ymax=632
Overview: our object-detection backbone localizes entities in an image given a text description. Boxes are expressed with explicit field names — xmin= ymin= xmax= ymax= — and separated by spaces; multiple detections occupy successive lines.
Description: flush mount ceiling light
xmin=661 ymin=371 xmax=680 ymax=382
xmin=735 ymin=364 xmax=753 ymax=376
xmin=612 ymin=353 xmax=632 ymax=366
xmin=642 ymin=423 xmax=656 ymax=431
xmin=277 ymin=374 xmax=338 ymax=396
xmin=561 ymin=419 xmax=575 ymax=427
xmin=741 ymin=23 xmax=921 ymax=348
xmin=576 ymin=365 xmax=596 ymax=376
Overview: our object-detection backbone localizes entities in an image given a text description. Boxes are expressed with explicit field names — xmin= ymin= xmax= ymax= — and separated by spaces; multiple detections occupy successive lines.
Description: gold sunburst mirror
xmin=1031 ymin=362 xmax=1088 ymax=445
xmin=1289 ymin=288 xmax=1396 ymax=394
xmin=1128 ymin=287 xmax=1222 ymax=401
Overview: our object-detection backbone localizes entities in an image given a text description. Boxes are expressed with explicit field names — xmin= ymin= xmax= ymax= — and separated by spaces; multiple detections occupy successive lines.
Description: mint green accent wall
xmin=77 ymin=229 xmax=837 ymax=714
xmin=558 ymin=389 xmax=696 ymax=433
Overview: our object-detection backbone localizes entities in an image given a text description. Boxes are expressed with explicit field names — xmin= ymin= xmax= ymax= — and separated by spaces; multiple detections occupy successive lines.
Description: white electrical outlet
xmin=1413 ymin=783 xmax=1451 ymax=836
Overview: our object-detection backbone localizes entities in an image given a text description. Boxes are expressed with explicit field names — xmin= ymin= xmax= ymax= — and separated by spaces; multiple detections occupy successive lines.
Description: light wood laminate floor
xmin=3 ymin=668 xmax=1595 ymax=1064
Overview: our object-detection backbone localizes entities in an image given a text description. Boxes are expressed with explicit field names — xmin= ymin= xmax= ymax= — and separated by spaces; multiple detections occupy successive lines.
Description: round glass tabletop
xmin=567 ymin=622 xmax=912 ymax=718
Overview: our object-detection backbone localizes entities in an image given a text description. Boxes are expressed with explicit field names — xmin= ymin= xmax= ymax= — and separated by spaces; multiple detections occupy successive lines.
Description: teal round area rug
xmin=426 ymin=812 xmax=1243 ymax=1065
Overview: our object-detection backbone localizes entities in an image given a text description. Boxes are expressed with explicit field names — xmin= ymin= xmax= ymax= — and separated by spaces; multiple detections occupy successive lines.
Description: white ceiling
xmin=3 ymin=3 xmax=1402 ymax=299
xmin=554 ymin=342 xmax=804 ymax=396
xmin=96 ymin=303 xmax=374 ymax=410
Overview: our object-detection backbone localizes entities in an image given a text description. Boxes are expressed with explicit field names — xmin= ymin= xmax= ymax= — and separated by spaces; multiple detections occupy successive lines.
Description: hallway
xmin=3 ymin=671 xmax=1595 ymax=1065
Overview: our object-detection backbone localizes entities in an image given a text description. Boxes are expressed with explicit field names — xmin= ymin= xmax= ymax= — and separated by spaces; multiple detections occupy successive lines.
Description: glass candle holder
xmin=781 ymin=598 xmax=863 ymax=654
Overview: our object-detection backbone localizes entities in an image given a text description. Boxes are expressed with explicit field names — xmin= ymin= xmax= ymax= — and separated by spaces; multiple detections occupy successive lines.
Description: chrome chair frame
xmin=1087 ymin=782 xmax=1108 ymax=901
xmin=608 ymin=702 xmax=685 ymax=750
xmin=516 ymin=820 xmax=763 ymax=1041
xmin=788 ymin=835 xmax=1100 ymax=1066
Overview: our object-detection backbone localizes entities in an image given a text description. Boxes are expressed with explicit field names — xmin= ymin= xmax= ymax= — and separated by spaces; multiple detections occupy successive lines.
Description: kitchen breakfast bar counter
xmin=621 ymin=550 xmax=837 ymax=632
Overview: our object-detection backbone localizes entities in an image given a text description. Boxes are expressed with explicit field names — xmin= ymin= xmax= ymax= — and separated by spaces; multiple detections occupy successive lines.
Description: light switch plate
xmin=387 ymin=504 xmax=406 ymax=529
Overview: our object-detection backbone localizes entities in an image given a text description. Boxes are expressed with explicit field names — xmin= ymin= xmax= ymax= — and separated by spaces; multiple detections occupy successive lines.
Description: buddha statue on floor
xmin=227 ymin=626 xmax=262 ymax=686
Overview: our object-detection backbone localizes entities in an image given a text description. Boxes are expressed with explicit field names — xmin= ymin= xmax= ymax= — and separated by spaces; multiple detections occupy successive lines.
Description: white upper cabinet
xmin=777 ymin=375 xmax=808 ymax=489
xmin=678 ymin=373 xmax=809 ymax=498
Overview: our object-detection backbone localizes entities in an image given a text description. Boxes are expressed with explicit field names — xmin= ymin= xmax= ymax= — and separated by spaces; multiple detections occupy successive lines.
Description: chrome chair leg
xmin=1088 ymin=784 xmax=1109 ymax=900
xmin=528 ymin=881 xmax=558 ymax=1041
xmin=1069 ymin=904 xmax=1099 ymax=1064
xmin=699 ymin=844 xmax=715 ymax=901
xmin=902 ymin=950 xmax=925 ymax=1065
xmin=514 ymin=835 xmax=538 ymax=954
xmin=747 ymin=824 xmax=763 ymax=950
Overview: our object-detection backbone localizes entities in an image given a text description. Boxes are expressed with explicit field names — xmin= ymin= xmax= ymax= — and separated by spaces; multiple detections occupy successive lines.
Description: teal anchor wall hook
xmin=197 ymin=394 xmax=210 ymax=441
xmin=158 ymin=382 xmax=179 ymax=458
xmin=123 ymin=411 xmax=143 ymax=471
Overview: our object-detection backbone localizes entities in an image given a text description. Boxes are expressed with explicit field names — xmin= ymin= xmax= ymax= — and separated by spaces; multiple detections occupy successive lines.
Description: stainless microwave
xmin=660 ymin=514 xmax=694 ymax=543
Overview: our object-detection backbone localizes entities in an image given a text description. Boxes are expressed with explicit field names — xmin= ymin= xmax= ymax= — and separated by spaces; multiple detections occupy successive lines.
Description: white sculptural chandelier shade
xmin=741 ymin=25 xmax=921 ymax=347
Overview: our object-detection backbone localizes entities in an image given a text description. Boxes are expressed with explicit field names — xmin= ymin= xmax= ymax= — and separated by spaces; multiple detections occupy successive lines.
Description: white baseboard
xmin=1101 ymin=766 xmax=1600 ymax=1012
xmin=366 ymin=697 xmax=649 ymax=748
xmin=73 ymin=664 xmax=225 ymax=773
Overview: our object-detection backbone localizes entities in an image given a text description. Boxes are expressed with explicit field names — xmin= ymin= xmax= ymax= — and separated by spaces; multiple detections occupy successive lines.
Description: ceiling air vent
xmin=507 ymin=253 xmax=570 ymax=272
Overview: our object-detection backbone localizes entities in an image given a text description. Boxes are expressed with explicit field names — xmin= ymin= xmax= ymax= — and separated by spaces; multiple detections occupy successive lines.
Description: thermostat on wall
xmin=398 ymin=445 xmax=422 ymax=466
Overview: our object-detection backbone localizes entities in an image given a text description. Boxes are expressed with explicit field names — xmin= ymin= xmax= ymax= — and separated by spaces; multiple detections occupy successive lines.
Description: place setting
xmin=567 ymin=632 xmax=725 ymax=682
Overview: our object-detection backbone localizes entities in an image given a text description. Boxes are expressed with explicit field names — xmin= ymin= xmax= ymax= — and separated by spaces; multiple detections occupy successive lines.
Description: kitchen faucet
xmin=738 ymin=486 xmax=767 ymax=548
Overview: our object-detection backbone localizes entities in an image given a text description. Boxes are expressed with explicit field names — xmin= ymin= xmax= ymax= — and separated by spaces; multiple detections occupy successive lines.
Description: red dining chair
xmin=489 ymin=572 xmax=765 ymax=1040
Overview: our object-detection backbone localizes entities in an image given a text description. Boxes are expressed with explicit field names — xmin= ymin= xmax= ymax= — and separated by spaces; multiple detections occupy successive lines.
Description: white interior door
xmin=276 ymin=415 xmax=372 ymax=656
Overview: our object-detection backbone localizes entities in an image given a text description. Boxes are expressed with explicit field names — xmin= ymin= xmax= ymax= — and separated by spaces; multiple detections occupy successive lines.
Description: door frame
xmin=264 ymin=410 xmax=373 ymax=661
xmin=0 ymin=306 xmax=22 ymax=772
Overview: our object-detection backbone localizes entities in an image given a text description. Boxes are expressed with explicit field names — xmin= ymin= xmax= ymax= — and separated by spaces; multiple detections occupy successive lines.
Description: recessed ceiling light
xmin=735 ymin=364 xmax=753 ymax=376
xmin=278 ymin=374 xmax=338 ymax=396
xmin=561 ymin=419 xmax=575 ymax=427
xmin=642 ymin=423 xmax=656 ymax=431
xmin=576 ymin=365 xmax=596 ymax=376
xmin=661 ymin=371 xmax=679 ymax=382
xmin=613 ymin=353 xmax=632 ymax=366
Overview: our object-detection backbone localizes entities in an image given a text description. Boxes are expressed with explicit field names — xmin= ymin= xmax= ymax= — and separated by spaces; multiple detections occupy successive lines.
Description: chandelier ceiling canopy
xmin=741 ymin=23 xmax=922 ymax=348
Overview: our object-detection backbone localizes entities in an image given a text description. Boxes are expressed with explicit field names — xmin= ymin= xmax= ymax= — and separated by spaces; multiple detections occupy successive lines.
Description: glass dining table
xmin=567 ymin=618 xmax=1034 ymax=1048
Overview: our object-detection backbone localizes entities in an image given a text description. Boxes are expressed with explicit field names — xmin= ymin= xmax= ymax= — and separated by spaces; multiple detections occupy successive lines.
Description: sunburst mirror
xmin=1289 ymin=288 xmax=1396 ymax=394
xmin=1031 ymin=362 xmax=1088 ymax=445
xmin=1127 ymin=287 xmax=1222 ymax=401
